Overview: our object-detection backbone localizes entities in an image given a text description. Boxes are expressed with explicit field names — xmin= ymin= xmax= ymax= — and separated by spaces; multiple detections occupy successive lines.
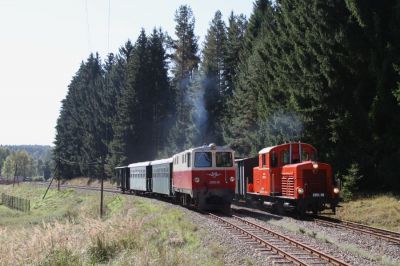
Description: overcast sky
xmin=0 ymin=0 xmax=253 ymax=146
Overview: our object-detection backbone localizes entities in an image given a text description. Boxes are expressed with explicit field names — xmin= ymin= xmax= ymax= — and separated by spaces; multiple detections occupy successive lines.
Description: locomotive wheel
xmin=273 ymin=202 xmax=284 ymax=215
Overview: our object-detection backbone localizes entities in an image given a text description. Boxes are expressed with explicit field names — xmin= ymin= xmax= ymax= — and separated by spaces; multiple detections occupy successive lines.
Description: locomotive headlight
xmin=312 ymin=162 xmax=319 ymax=169
xmin=193 ymin=177 xmax=200 ymax=183
xmin=333 ymin=187 xmax=340 ymax=194
xmin=229 ymin=176 xmax=235 ymax=182
xmin=297 ymin=188 xmax=304 ymax=194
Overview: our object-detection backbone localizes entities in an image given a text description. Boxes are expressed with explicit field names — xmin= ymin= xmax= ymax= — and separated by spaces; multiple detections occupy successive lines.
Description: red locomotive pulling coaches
xmin=115 ymin=144 xmax=236 ymax=211
xmin=235 ymin=142 xmax=340 ymax=214
xmin=172 ymin=144 xmax=236 ymax=211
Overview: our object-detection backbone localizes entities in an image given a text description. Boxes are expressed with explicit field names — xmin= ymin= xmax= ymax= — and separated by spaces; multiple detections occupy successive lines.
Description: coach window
xmin=187 ymin=153 xmax=191 ymax=167
xmin=194 ymin=152 xmax=212 ymax=167
xmin=270 ymin=151 xmax=278 ymax=168
xmin=216 ymin=152 xmax=233 ymax=167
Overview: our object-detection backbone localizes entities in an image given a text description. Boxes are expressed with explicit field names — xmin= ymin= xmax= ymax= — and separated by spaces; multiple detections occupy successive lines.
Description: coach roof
xmin=128 ymin=161 xmax=151 ymax=168
xmin=151 ymin=158 xmax=173 ymax=165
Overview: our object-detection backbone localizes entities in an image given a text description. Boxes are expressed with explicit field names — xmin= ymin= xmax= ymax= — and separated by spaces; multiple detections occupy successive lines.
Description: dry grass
xmin=0 ymin=184 xmax=225 ymax=265
xmin=335 ymin=193 xmax=400 ymax=232
xmin=61 ymin=177 xmax=116 ymax=189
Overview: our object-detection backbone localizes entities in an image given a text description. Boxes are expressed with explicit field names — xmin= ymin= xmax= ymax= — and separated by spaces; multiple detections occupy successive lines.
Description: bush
xmin=40 ymin=249 xmax=81 ymax=266
xmin=88 ymin=235 xmax=117 ymax=263
xmin=341 ymin=163 xmax=362 ymax=201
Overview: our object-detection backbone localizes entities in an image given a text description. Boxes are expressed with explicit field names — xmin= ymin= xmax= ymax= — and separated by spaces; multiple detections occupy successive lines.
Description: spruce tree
xmin=167 ymin=5 xmax=200 ymax=152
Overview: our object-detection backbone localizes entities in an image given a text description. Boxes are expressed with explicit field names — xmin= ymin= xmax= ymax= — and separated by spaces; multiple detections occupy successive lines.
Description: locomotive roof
xmin=151 ymin=158 xmax=173 ymax=165
xmin=173 ymin=145 xmax=233 ymax=156
xmin=128 ymin=161 xmax=151 ymax=168
xmin=258 ymin=142 xmax=316 ymax=154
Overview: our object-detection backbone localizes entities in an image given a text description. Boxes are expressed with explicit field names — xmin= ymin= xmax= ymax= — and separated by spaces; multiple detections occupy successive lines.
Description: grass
xmin=0 ymin=183 xmax=229 ymax=265
xmin=334 ymin=193 xmax=400 ymax=232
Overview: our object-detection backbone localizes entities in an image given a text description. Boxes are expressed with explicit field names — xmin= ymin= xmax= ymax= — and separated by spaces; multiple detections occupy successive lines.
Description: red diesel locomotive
xmin=172 ymin=144 xmax=236 ymax=210
xmin=235 ymin=142 xmax=340 ymax=214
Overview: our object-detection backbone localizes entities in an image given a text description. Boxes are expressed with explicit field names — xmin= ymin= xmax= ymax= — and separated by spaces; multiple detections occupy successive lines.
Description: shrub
xmin=88 ymin=235 xmax=117 ymax=263
xmin=40 ymin=249 xmax=81 ymax=266
xmin=341 ymin=163 xmax=362 ymax=201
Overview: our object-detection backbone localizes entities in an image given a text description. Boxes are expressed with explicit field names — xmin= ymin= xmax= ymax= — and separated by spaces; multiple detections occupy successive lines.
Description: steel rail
xmin=209 ymin=213 xmax=349 ymax=266
xmin=314 ymin=218 xmax=400 ymax=245
xmin=232 ymin=215 xmax=349 ymax=266
xmin=208 ymin=213 xmax=307 ymax=265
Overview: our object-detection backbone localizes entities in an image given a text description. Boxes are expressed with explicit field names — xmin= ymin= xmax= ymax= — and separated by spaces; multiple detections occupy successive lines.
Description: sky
xmin=0 ymin=0 xmax=254 ymax=146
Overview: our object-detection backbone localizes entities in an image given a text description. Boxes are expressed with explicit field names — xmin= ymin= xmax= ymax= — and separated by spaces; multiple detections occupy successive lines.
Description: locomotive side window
xmin=216 ymin=152 xmax=233 ymax=167
xmin=187 ymin=153 xmax=191 ymax=167
xmin=302 ymin=150 xmax=310 ymax=161
xmin=261 ymin=154 xmax=266 ymax=168
xmin=194 ymin=152 xmax=212 ymax=167
xmin=270 ymin=151 xmax=278 ymax=167
xmin=281 ymin=150 xmax=290 ymax=165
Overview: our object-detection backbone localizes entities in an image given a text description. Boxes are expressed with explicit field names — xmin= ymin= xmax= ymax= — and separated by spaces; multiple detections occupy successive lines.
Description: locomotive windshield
xmin=216 ymin=152 xmax=233 ymax=167
xmin=194 ymin=152 xmax=212 ymax=167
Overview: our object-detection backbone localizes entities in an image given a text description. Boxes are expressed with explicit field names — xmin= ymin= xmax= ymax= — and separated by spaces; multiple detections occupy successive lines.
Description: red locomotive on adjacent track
xmin=235 ymin=142 xmax=340 ymax=214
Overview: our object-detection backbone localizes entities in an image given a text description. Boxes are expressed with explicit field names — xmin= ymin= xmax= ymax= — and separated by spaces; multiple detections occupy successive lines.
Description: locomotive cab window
xmin=216 ymin=152 xmax=233 ymax=167
xmin=281 ymin=150 xmax=290 ymax=165
xmin=270 ymin=151 xmax=278 ymax=168
xmin=187 ymin=153 xmax=191 ymax=167
xmin=301 ymin=150 xmax=310 ymax=161
xmin=194 ymin=152 xmax=212 ymax=167
xmin=261 ymin=154 xmax=266 ymax=168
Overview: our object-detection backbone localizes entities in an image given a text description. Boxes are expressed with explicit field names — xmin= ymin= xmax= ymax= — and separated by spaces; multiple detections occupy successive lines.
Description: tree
xmin=167 ymin=5 xmax=200 ymax=152
xmin=223 ymin=0 xmax=274 ymax=156
xmin=225 ymin=12 xmax=247 ymax=96
xmin=201 ymin=10 xmax=228 ymax=144
xmin=54 ymin=53 xmax=105 ymax=178
xmin=0 ymin=147 xmax=10 ymax=175
xmin=1 ymin=151 xmax=35 ymax=178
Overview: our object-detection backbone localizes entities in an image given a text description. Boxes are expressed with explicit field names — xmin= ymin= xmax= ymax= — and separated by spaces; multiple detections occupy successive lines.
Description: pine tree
xmin=225 ymin=12 xmax=247 ymax=96
xmin=223 ymin=0 xmax=274 ymax=156
xmin=54 ymin=54 xmax=105 ymax=178
xmin=201 ymin=10 xmax=228 ymax=144
xmin=167 ymin=5 xmax=200 ymax=152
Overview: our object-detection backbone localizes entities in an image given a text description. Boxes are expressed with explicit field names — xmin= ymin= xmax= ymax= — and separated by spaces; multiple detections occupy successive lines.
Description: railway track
xmin=208 ymin=212 xmax=349 ymax=266
xmin=314 ymin=216 xmax=400 ymax=245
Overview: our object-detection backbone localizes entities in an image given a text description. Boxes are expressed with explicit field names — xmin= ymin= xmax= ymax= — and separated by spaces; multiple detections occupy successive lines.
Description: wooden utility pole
xmin=12 ymin=163 xmax=18 ymax=187
xmin=100 ymin=160 xmax=104 ymax=218
xmin=43 ymin=165 xmax=58 ymax=200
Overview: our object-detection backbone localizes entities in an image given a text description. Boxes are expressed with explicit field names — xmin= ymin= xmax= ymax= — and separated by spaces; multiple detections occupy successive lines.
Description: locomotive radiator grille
xmin=281 ymin=175 xmax=295 ymax=196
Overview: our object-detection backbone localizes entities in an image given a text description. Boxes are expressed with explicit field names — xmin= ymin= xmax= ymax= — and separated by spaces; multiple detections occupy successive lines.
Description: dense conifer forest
xmin=54 ymin=1 xmax=400 ymax=191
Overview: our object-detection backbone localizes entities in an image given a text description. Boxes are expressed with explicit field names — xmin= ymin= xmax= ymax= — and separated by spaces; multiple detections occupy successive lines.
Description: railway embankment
xmin=334 ymin=193 xmax=400 ymax=232
xmin=0 ymin=183 xmax=235 ymax=265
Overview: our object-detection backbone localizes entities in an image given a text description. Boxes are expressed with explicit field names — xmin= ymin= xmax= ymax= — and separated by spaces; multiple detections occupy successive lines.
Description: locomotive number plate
xmin=312 ymin=193 xmax=325 ymax=197
xmin=209 ymin=180 xmax=220 ymax=184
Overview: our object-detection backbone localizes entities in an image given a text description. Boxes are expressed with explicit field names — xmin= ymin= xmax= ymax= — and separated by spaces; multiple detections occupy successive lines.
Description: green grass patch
xmin=335 ymin=193 xmax=400 ymax=232
xmin=0 ymin=184 xmax=228 ymax=265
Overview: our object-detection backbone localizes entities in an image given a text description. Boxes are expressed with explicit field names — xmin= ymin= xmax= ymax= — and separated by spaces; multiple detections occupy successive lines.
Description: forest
xmin=54 ymin=0 xmax=400 ymax=192
xmin=0 ymin=145 xmax=52 ymax=179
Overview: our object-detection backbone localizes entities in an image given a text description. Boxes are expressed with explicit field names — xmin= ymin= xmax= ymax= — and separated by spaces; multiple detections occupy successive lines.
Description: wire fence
xmin=1 ymin=193 xmax=30 ymax=212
